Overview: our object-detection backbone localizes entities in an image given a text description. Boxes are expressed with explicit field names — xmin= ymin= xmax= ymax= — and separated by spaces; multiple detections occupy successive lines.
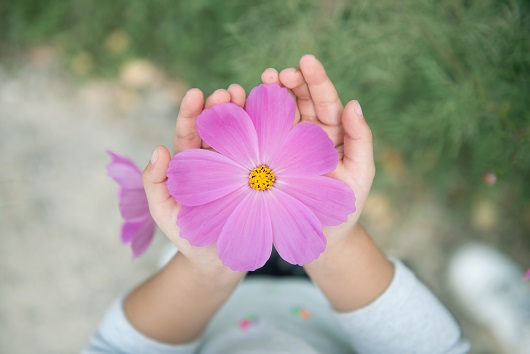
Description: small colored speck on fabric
xmin=291 ymin=306 xmax=311 ymax=320
xmin=239 ymin=314 xmax=259 ymax=330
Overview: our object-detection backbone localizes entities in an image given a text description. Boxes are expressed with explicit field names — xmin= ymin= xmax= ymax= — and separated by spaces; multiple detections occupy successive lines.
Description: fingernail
xmin=150 ymin=147 xmax=159 ymax=164
xmin=355 ymin=101 xmax=364 ymax=118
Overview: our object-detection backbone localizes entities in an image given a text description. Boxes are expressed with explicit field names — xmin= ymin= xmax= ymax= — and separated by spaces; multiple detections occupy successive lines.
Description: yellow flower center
xmin=249 ymin=165 xmax=275 ymax=191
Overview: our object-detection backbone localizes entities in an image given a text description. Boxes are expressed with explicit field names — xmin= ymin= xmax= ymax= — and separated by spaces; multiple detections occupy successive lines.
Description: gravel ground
xmin=0 ymin=50 xmax=509 ymax=353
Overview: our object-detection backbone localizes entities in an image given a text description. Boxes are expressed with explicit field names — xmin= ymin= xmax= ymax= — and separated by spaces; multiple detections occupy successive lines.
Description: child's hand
xmin=261 ymin=56 xmax=392 ymax=313
xmin=262 ymin=55 xmax=375 ymax=249
xmin=141 ymin=85 xmax=248 ymax=275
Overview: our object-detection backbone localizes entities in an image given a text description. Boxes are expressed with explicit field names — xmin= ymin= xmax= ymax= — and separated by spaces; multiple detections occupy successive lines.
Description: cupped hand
xmin=262 ymin=55 xmax=375 ymax=246
xmin=143 ymin=54 xmax=373 ymax=271
xmin=141 ymin=85 xmax=248 ymax=274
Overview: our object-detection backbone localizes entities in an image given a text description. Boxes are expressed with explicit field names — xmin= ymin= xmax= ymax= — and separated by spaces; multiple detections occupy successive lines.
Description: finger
xmin=174 ymin=88 xmax=204 ymax=154
xmin=227 ymin=84 xmax=246 ymax=108
xmin=299 ymin=54 xmax=343 ymax=126
xmin=342 ymin=100 xmax=375 ymax=179
xmin=205 ymin=88 xmax=231 ymax=108
xmin=142 ymin=145 xmax=179 ymax=222
xmin=202 ymin=89 xmax=232 ymax=149
xmin=279 ymin=67 xmax=317 ymax=124
xmin=261 ymin=68 xmax=279 ymax=84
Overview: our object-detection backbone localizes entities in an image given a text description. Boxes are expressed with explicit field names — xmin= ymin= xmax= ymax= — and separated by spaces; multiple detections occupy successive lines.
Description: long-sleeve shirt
xmin=82 ymin=260 xmax=471 ymax=354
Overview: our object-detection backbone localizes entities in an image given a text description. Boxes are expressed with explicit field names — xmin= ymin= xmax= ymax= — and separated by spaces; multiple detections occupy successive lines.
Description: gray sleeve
xmin=81 ymin=296 xmax=199 ymax=354
xmin=334 ymin=260 xmax=471 ymax=354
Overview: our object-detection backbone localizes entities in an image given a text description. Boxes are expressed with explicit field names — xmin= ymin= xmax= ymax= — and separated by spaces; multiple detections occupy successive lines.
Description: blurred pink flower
xmin=524 ymin=268 xmax=530 ymax=280
xmin=167 ymin=83 xmax=356 ymax=271
xmin=107 ymin=151 xmax=155 ymax=258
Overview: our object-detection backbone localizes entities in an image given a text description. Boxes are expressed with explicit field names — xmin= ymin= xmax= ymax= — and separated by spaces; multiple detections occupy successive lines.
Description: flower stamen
xmin=249 ymin=165 xmax=275 ymax=191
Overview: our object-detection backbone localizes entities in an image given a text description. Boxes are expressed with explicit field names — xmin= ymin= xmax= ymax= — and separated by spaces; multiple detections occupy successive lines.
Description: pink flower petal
xmin=167 ymin=149 xmax=248 ymax=206
xmin=217 ymin=190 xmax=273 ymax=271
xmin=276 ymin=175 xmax=356 ymax=226
xmin=118 ymin=189 xmax=150 ymax=221
xmin=177 ymin=187 xmax=249 ymax=247
xmin=246 ymin=83 xmax=296 ymax=164
xmin=106 ymin=150 xmax=144 ymax=189
xmin=107 ymin=150 xmax=156 ymax=258
xmin=196 ymin=103 xmax=259 ymax=170
xmin=266 ymin=189 xmax=327 ymax=265
xmin=121 ymin=217 xmax=155 ymax=257
xmin=128 ymin=217 xmax=156 ymax=258
xmin=121 ymin=220 xmax=143 ymax=244
xmin=269 ymin=122 xmax=338 ymax=176
xmin=524 ymin=268 xmax=530 ymax=280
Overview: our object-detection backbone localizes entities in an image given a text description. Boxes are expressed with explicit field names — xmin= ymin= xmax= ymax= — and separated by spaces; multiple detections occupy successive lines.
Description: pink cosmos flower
xmin=107 ymin=151 xmax=156 ymax=258
xmin=167 ymin=83 xmax=356 ymax=271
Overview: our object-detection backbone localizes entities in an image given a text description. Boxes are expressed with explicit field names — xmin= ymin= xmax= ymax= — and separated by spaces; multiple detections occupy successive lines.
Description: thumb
xmin=342 ymin=100 xmax=375 ymax=179
xmin=142 ymin=145 xmax=178 ymax=219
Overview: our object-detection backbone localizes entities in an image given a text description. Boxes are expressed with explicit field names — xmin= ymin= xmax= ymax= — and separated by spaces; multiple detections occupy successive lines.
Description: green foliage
xmin=0 ymin=0 xmax=249 ymax=80
xmin=2 ymin=0 xmax=529 ymax=236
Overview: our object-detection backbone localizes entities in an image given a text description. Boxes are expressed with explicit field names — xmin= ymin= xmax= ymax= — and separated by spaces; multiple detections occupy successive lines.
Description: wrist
xmin=304 ymin=223 xmax=394 ymax=312
xmin=305 ymin=222 xmax=362 ymax=275
xmin=171 ymin=252 xmax=246 ymax=287
xmin=324 ymin=212 xmax=361 ymax=246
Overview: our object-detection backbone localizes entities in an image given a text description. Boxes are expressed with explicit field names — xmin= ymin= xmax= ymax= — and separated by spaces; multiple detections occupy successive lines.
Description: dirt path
xmin=0 ymin=51 xmax=182 ymax=353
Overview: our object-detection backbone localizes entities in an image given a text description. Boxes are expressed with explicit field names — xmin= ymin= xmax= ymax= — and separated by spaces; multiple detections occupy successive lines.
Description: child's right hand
xmin=141 ymin=85 xmax=248 ymax=275
xmin=259 ymin=56 xmax=393 ymax=313
xmin=261 ymin=55 xmax=375 ymax=251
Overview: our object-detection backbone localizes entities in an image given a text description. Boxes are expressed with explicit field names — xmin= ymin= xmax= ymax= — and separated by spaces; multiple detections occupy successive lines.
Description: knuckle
xmin=176 ymin=130 xmax=198 ymax=141
xmin=315 ymin=96 xmax=340 ymax=108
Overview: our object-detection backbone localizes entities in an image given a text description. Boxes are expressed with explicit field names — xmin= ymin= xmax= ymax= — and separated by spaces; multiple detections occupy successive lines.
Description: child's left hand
xmin=261 ymin=55 xmax=375 ymax=250
xmin=129 ymin=90 xmax=248 ymax=343
xmin=141 ymin=85 xmax=248 ymax=275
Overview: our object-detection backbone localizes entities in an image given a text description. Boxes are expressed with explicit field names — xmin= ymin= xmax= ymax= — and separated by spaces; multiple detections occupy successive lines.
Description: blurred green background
xmin=2 ymin=0 xmax=529 ymax=250
xmin=2 ymin=0 xmax=529 ymax=248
